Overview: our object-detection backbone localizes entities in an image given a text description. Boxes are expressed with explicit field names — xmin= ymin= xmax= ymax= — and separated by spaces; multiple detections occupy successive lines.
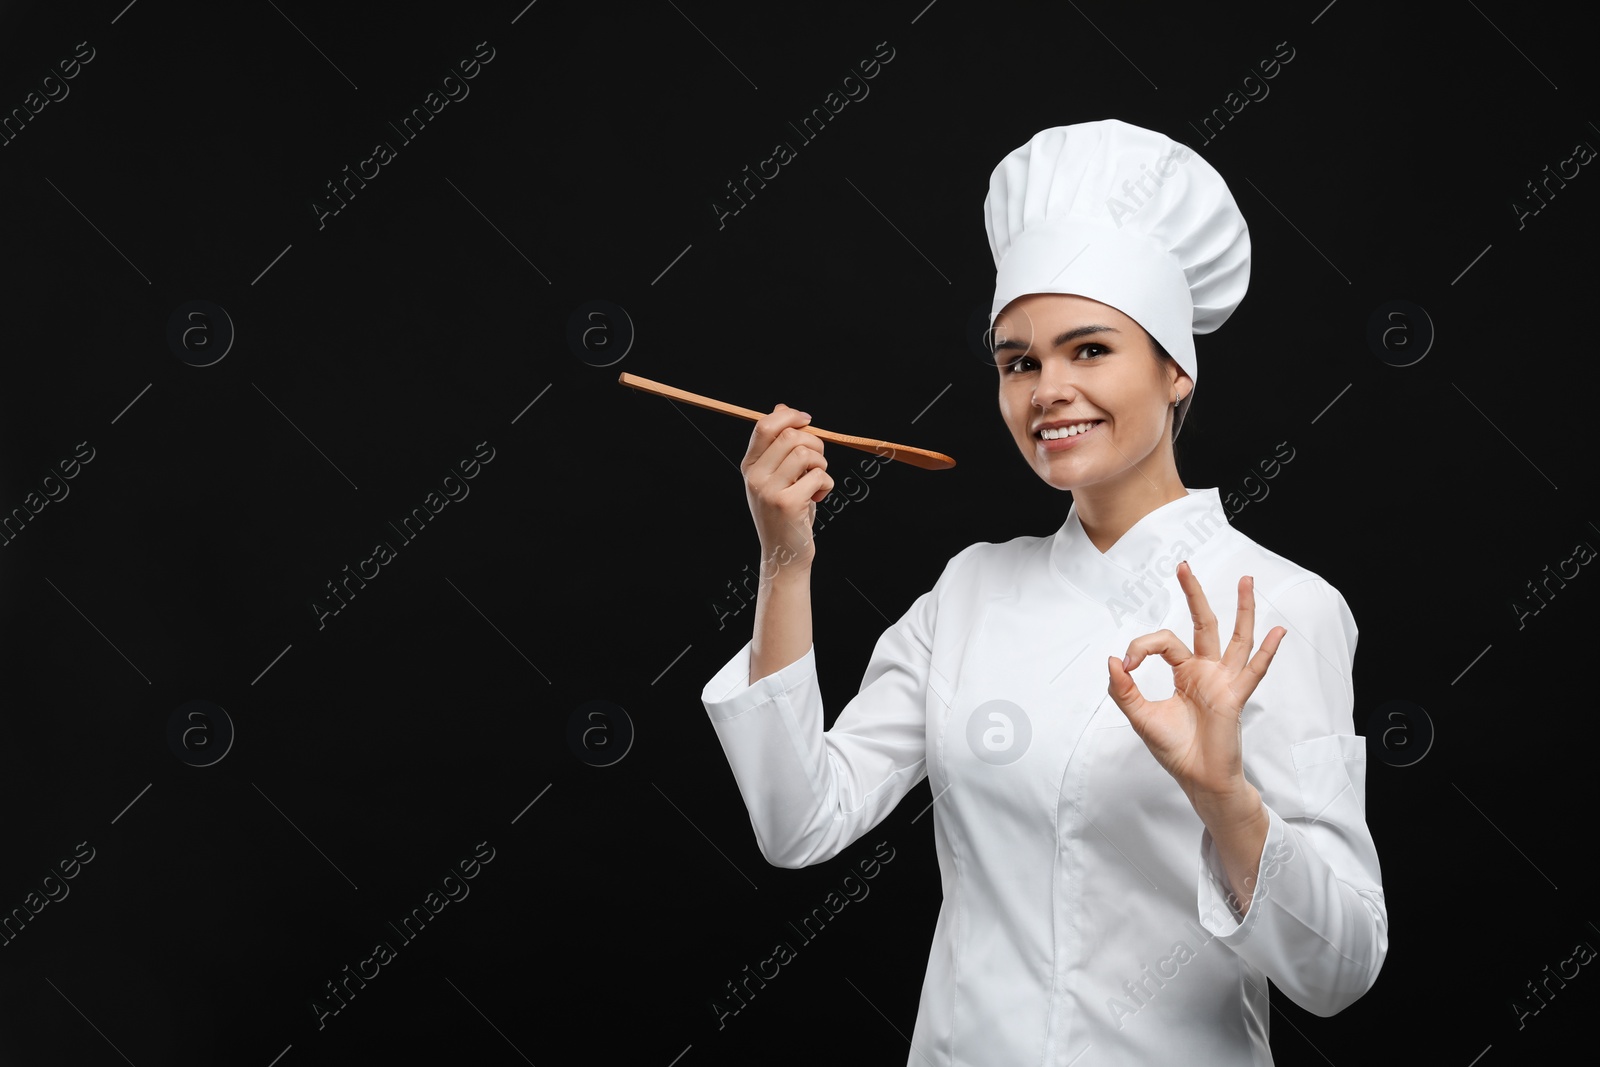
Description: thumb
xmin=1106 ymin=655 xmax=1145 ymax=718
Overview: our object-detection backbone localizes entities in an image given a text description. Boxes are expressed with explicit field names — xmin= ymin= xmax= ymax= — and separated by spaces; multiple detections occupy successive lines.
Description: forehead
xmin=991 ymin=293 xmax=1138 ymax=344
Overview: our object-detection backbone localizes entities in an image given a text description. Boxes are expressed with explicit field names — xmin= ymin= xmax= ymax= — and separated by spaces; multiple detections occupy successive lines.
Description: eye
xmin=1000 ymin=344 xmax=1109 ymax=373
xmin=1000 ymin=353 xmax=1033 ymax=374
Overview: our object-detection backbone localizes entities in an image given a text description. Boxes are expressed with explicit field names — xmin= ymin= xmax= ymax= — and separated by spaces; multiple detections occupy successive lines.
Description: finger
xmin=773 ymin=449 xmax=830 ymax=512
xmin=743 ymin=407 xmax=793 ymax=474
xmin=774 ymin=437 xmax=828 ymax=487
xmin=1234 ymin=625 xmax=1287 ymax=702
xmin=1222 ymin=574 xmax=1257 ymax=672
xmin=1121 ymin=629 xmax=1194 ymax=673
xmin=750 ymin=425 xmax=825 ymax=495
xmin=806 ymin=466 xmax=835 ymax=504
xmin=1178 ymin=560 xmax=1220 ymax=661
xmin=743 ymin=406 xmax=814 ymax=473
xmin=1106 ymin=655 xmax=1149 ymax=723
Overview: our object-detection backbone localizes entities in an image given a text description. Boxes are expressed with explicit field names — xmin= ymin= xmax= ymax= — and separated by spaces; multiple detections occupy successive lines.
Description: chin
xmin=1027 ymin=457 xmax=1087 ymax=492
xmin=1013 ymin=440 xmax=1072 ymax=486
xmin=1040 ymin=470 xmax=1087 ymax=492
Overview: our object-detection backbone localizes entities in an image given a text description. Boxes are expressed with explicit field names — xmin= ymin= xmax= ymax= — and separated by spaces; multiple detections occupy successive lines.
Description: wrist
xmin=1192 ymin=782 xmax=1265 ymax=833
xmin=759 ymin=547 xmax=813 ymax=584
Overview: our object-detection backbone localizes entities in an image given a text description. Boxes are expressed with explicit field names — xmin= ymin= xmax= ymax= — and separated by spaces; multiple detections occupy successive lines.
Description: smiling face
xmin=993 ymin=293 xmax=1189 ymax=494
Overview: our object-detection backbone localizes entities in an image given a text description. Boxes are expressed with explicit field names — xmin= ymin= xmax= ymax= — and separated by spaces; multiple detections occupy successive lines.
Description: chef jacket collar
xmin=1050 ymin=486 xmax=1236 ymax=630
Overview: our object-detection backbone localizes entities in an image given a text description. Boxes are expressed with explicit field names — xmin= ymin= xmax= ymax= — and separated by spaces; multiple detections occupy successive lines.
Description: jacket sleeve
xmin=1192 ymin=575 xmax=1389 ymax=1016
xmin=699 ymin=546 xmax=977 ymax=869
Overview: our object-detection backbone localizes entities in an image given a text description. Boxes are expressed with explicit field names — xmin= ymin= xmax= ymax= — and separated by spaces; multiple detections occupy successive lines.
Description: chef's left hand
xmin=1107 ymin=561 xmax=1286 ymax=818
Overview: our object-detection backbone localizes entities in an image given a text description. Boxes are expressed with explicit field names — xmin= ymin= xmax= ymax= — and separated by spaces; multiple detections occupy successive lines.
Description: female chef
xmin=700 ymin=119 xmax=1387 ymax=1065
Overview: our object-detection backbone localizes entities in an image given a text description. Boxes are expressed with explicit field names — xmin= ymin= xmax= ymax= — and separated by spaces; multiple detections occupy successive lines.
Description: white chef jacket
xmin=701 ymin=486 xmax=1387 ymax=1066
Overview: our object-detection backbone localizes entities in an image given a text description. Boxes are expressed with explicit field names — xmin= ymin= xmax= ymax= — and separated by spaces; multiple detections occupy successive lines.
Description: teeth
xmin=1039 ymin=421 xmax=1100 ymax=440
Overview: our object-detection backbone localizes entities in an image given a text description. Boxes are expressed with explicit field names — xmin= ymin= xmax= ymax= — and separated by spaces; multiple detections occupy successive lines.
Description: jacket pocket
xmin=1290 ymin=733 xmax=1367 ymax=825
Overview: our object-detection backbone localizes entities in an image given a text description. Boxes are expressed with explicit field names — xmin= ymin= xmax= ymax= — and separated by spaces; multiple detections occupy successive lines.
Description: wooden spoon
xmin=618 ymin=372 xmax=955 ymax=470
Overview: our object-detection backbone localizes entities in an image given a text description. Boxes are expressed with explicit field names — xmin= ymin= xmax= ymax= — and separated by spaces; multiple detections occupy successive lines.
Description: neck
xmin=1072 ymin=459 xmax=1187 ymax=554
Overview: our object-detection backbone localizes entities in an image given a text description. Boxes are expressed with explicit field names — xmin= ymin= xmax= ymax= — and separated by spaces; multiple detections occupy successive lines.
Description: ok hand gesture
xmin=1106 ymin=561 xmax=1286 ymax=816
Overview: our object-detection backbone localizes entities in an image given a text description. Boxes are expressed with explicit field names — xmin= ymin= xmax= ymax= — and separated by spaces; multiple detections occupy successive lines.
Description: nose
xmin=1031 ymin=355 xmax=1079 ymax=408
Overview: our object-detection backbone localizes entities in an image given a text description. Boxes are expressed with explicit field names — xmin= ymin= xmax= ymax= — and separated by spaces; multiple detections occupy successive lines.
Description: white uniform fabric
xmin=701 ymin=487 xmax=1387 ymax=1065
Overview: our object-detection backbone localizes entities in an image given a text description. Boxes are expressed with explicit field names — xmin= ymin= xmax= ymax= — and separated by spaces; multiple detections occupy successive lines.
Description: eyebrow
xmin=992 ymin=324 xmax=1120 ymax=354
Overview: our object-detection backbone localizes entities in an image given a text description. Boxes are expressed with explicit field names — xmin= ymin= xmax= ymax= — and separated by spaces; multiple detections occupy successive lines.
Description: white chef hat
xmin=984 ymin=119 xmax=1250 ymax=439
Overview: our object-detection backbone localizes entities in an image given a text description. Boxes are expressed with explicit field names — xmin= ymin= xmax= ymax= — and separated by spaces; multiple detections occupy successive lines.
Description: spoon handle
xmin=618 ymin=372 xmax=955 ymax=470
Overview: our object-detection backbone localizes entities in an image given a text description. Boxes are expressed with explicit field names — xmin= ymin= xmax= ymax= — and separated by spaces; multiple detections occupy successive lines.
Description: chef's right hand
xmin=742 ymin=403 xmax=833 ymax=574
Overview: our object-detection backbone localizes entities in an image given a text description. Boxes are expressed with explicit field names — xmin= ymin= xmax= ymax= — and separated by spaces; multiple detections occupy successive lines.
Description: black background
xmin=0 ymin=1 xmax=1595 ymax=1064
